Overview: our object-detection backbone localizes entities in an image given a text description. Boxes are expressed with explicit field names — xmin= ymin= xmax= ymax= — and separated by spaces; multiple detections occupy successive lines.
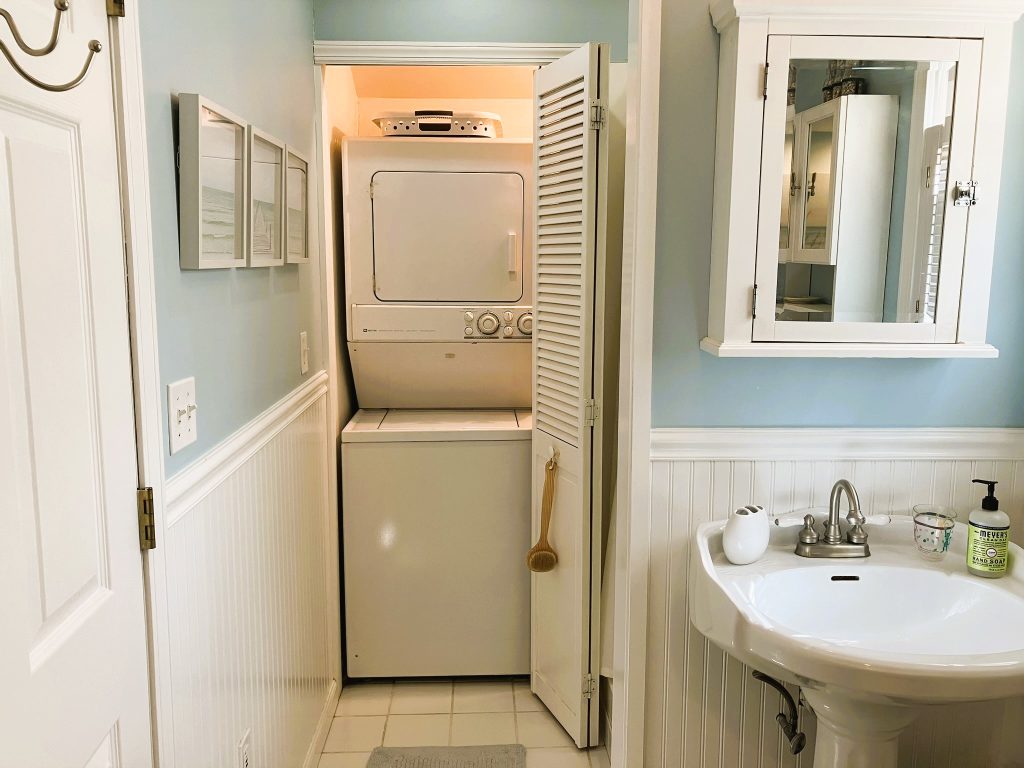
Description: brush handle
xmin=538 ymin=458 xmax=557 ymax=546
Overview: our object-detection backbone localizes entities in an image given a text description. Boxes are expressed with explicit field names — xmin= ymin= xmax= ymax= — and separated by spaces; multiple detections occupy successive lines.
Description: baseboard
xmin=650 ymin=427 xmax=1024 ymax=461
xmin=303 ymin=679 xmax=339 ymax=768
xmin=164 ymin=370 xmax=328 ymax=522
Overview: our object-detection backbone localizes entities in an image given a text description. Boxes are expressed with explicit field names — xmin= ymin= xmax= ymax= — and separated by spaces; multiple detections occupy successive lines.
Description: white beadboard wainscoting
xmin=644 ymin=429 xmax=1024 ymax=768
xmin=161 ymin=372 xmax=336 ymax=768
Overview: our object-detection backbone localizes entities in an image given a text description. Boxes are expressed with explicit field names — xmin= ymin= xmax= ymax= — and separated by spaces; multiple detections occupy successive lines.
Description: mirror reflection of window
xmin=772 ymin=58 xmax=956 ymax=325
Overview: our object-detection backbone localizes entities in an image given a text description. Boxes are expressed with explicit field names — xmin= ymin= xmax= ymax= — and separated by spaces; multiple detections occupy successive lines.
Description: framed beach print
xmin=247 ymin=126 xmax=286 ymax=268
xmin=178 ymin=94 xmax=248 ymax=269
xmin=285 ymin=147 xmax=309 ymax=264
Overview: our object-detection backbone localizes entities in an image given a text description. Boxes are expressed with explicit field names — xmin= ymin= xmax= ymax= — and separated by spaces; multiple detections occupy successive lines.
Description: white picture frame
xmin=177 ymin=94 xmax=249 ymax=270
xmin=285 ymin=147 xmax=310 ymax=264
xmin=247 ymin=126 xmax=286 ymax=268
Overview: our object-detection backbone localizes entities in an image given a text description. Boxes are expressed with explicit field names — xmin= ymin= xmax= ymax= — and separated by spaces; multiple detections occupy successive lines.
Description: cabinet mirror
xmin=755 ymin=37 xmax=981 ymax=344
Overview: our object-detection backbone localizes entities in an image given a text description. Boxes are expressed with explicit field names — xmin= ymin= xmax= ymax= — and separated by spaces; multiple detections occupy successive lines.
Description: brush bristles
xmin=527 ymin=550 xmax=558 ymax=572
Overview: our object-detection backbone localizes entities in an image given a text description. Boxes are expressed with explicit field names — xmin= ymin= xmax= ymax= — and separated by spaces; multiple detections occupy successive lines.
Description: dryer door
xmin=371 ymin=170 xmax=525 ymax=302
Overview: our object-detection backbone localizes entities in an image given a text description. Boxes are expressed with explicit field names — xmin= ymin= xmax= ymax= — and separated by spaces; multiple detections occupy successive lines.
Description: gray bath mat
xmin=367 ymin=744 xmax=526 ymax=767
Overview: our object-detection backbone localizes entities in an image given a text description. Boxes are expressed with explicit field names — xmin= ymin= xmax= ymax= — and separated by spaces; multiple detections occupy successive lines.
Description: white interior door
xmin=530 ymin=42 xmax=609 ymax=749
xmin=0 ymin=2 xmax=153 ymax=766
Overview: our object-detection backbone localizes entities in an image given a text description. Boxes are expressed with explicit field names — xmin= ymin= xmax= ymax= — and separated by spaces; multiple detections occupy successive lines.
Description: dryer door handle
xmin=507 ymin=232 xmax=520 ymax=277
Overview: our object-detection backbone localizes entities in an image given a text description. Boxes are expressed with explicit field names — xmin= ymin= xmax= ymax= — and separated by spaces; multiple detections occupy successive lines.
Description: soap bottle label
xmin=967 ymin=523 xmax=1009 ymax=574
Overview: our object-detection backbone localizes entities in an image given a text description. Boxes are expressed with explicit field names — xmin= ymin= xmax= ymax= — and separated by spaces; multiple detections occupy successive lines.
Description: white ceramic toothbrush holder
xmin=722 ymin=505 xmax=770 ymax=565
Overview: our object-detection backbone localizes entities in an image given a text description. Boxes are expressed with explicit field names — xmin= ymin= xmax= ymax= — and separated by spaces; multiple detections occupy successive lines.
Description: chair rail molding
xmin=164 ymin=370 xmax=329 ymax=520
xmin=651 ymin=428 xmax=1024 ymax=461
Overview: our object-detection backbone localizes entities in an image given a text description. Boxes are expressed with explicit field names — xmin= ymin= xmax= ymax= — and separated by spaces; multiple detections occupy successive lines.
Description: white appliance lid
xmin=342 ymin=409 xmax=532 ymax=443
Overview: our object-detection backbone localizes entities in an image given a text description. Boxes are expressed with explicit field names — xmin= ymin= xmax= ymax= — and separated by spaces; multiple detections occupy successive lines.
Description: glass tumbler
xmin=912 ymin=505 xmax=957 ymax=561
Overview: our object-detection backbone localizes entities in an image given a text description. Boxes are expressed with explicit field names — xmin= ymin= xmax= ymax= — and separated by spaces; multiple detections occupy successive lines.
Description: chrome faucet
xmin=795 ymin=479 xmax=871 ymax=558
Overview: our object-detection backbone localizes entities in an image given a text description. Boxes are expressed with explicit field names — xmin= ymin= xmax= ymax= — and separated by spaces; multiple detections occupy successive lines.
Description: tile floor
xmin=319 ymin=679 xmax=610 ymax=768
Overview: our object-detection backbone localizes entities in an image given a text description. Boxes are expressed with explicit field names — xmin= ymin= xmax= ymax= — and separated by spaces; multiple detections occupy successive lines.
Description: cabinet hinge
xmin=368 ymin=182 xmax=374 ymax=199
xmin=953 ymin=179 xmax=978 ymax=207
xmin=138 ymin=487 xmax=156 ymax=551
xmin=106 ymin=0 xmax=125 ymax=17
xmin=584 ymin=399 xmax=600 ymax=428
xmin=589 ymin=99 xmax=607 ymax=130
xmin=582 ymin=673 xmax=598 ymax=699
xmin=762 ymin=62 xmax=769 ymax=100
xmin=752 ymin=283 xmax=758 ymax=319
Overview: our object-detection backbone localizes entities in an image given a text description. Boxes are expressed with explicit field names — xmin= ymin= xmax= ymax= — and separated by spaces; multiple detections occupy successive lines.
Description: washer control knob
xmin=517 ymin=313 xmax=533 ymax=335
xmin=477 ymin=312 xmax=500 ymax=335
xmin=503 ymin=310 xmax=514 ymax=322
xmin=464 ymin=311 xmax=475 ymax=323
xmin=503 ymin=326 xmax=514 ymax=337
xmin=464 ymin=326 xmax=474 ymax=336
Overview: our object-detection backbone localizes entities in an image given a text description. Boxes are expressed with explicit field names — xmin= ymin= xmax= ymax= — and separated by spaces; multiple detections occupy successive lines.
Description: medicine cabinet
xmin=703 ymin=0 xmax=1024 ymax=357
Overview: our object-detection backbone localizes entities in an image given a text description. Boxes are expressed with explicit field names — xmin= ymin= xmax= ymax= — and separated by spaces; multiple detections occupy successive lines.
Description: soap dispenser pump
xmin=967 ymin=479 xmax=1010 ymax=579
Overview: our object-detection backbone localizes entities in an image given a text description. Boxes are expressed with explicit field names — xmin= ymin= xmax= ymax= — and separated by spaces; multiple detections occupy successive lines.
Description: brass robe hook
xmin=0 ymin=0 xmax=101 ymax=92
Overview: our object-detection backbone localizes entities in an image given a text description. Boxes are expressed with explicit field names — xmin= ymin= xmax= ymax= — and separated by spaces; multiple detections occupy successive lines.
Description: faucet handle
xmin=798 ymin=514 xmax=819 ymax=544
xmin=846 ymin=508 xmax=868 ymax=545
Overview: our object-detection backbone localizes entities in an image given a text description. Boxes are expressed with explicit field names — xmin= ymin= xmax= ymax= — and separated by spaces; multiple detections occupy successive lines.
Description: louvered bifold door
xmin=529 ymin=42 xmax=608 ymax=749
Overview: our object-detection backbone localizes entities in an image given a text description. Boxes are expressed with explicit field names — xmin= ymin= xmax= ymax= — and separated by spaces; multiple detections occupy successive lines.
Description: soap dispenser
xmin=967 ymin=479 xmax=1010 ymax=579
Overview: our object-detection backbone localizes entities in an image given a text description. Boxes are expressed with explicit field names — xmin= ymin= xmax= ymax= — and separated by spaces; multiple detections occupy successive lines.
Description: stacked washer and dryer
xmin=340 ymin=112 xmax=535 ymax=677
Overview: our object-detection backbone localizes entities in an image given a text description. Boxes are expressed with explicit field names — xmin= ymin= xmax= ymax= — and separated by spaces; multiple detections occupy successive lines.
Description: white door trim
xmin=612 ymin=0 xmax=662 ymax=766
xmin=107 ymin=8 xmax=173 ymax=766
xmin=313 ymin=40 xmax=577 ymax=66
xmin=313 ymin=21 xmax=663 ymax=765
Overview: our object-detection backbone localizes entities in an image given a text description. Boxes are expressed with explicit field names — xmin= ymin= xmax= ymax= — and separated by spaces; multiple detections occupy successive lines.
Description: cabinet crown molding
xmin=710 ymin=0 xmax=1024 ymax=31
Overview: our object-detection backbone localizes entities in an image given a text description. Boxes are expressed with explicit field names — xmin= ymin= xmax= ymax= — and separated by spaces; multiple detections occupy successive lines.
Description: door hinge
xmin=953 ymin=179 xmax=978 ymax=207
xmin=584 ymin=399 xmax=600 ymax=428
xmin=589 ymin=99 xmax=606 ymax=130
xmin=762 ymin=62 xmax=769 ymax=100
xmin=138 ymin=487 xmax=156 ymax=551
xmin=752 ymin=283 xmax=758 ymax=319
xmin=106 ymin=0 xmax=125 ymax=17
xmin=582 ymin=673 xmax=597 ymax=699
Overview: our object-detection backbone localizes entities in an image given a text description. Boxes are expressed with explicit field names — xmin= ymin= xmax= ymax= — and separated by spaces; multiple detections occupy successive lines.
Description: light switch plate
xmin=299 ymin=331 xmax=309 ymax=374
xmin=167 ymin=377 xmax=197 ymax=454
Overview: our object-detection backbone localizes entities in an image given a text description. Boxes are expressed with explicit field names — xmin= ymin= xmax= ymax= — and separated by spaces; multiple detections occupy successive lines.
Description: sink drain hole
xmin=830 ymin=575 xmax=860 ymax=581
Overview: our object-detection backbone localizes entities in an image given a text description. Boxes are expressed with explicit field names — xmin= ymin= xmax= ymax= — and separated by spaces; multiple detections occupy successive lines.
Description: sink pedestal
xmin=803 ymin=690 xmax=917 ymax=768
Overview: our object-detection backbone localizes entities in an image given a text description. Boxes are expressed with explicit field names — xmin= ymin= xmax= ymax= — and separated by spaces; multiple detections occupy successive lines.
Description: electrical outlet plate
xmin=167 ymin=377 xmax=197 ymax=454
xmin=299 ymin=331 xmax=309 ymax=374
xmin=237 ymin=729 xmax=251 ymax=768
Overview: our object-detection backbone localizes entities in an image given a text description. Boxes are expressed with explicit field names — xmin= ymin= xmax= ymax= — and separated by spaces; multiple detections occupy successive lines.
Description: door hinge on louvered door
xmin=589 ymin=99 xmax=606 ymax=130
xmin=137 ymin=487 xmax=156 ymax=551
xmin=582 ymin=673 xmax=597 ymax=699
xmin=106 ymin=0 xmax=125 ymax=17
xmin=584 ymin=399 xmax=600 ymax=427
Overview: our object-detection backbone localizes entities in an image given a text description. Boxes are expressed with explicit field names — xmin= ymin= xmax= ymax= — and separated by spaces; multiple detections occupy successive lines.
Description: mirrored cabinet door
xmin=754 ymin=35 xmax=982 ymax=344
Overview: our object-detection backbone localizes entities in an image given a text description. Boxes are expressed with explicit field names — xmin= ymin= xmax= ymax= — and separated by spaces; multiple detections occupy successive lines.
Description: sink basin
xmin=689 ymin=516 xmax=1024 ymax=768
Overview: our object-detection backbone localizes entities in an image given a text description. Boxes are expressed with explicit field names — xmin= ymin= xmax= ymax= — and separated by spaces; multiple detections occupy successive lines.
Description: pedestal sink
xmin=689 ymin=516 xmax=1024 ymax=768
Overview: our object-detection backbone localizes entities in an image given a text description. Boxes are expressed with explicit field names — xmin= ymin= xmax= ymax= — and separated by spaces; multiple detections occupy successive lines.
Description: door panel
xmin=530 ymin=42 xmax=608 ymax=749
xmin=0 ymin=2 xmax=152 ymax=766
xmin=372 ymin=170 xmax=525 ymax=301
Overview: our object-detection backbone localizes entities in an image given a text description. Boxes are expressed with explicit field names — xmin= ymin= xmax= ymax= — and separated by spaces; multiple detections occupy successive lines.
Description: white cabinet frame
xmin=703 ymin=0 xmax=1023 ymax=358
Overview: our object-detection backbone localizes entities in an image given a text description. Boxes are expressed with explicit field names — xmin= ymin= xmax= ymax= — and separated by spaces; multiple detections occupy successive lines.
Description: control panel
xmin=351 ymin=304 xmax=532 ymax=342
xmin=464 ymin=308 xmax=532 ymax=339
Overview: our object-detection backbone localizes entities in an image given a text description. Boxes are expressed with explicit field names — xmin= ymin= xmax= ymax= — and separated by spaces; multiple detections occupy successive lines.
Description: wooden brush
xmin=527 ymin=457 xmax=559 ymax=573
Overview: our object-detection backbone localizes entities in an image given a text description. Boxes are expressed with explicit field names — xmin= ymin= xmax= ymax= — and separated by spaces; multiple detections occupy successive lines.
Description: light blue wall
xmin=312 ymin=0 xmax=629 ymax=62
xmin=652 ymin=6 xmax=1024 ymax=427
xmin=140 ymin=0 xmax=323 ymax=475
